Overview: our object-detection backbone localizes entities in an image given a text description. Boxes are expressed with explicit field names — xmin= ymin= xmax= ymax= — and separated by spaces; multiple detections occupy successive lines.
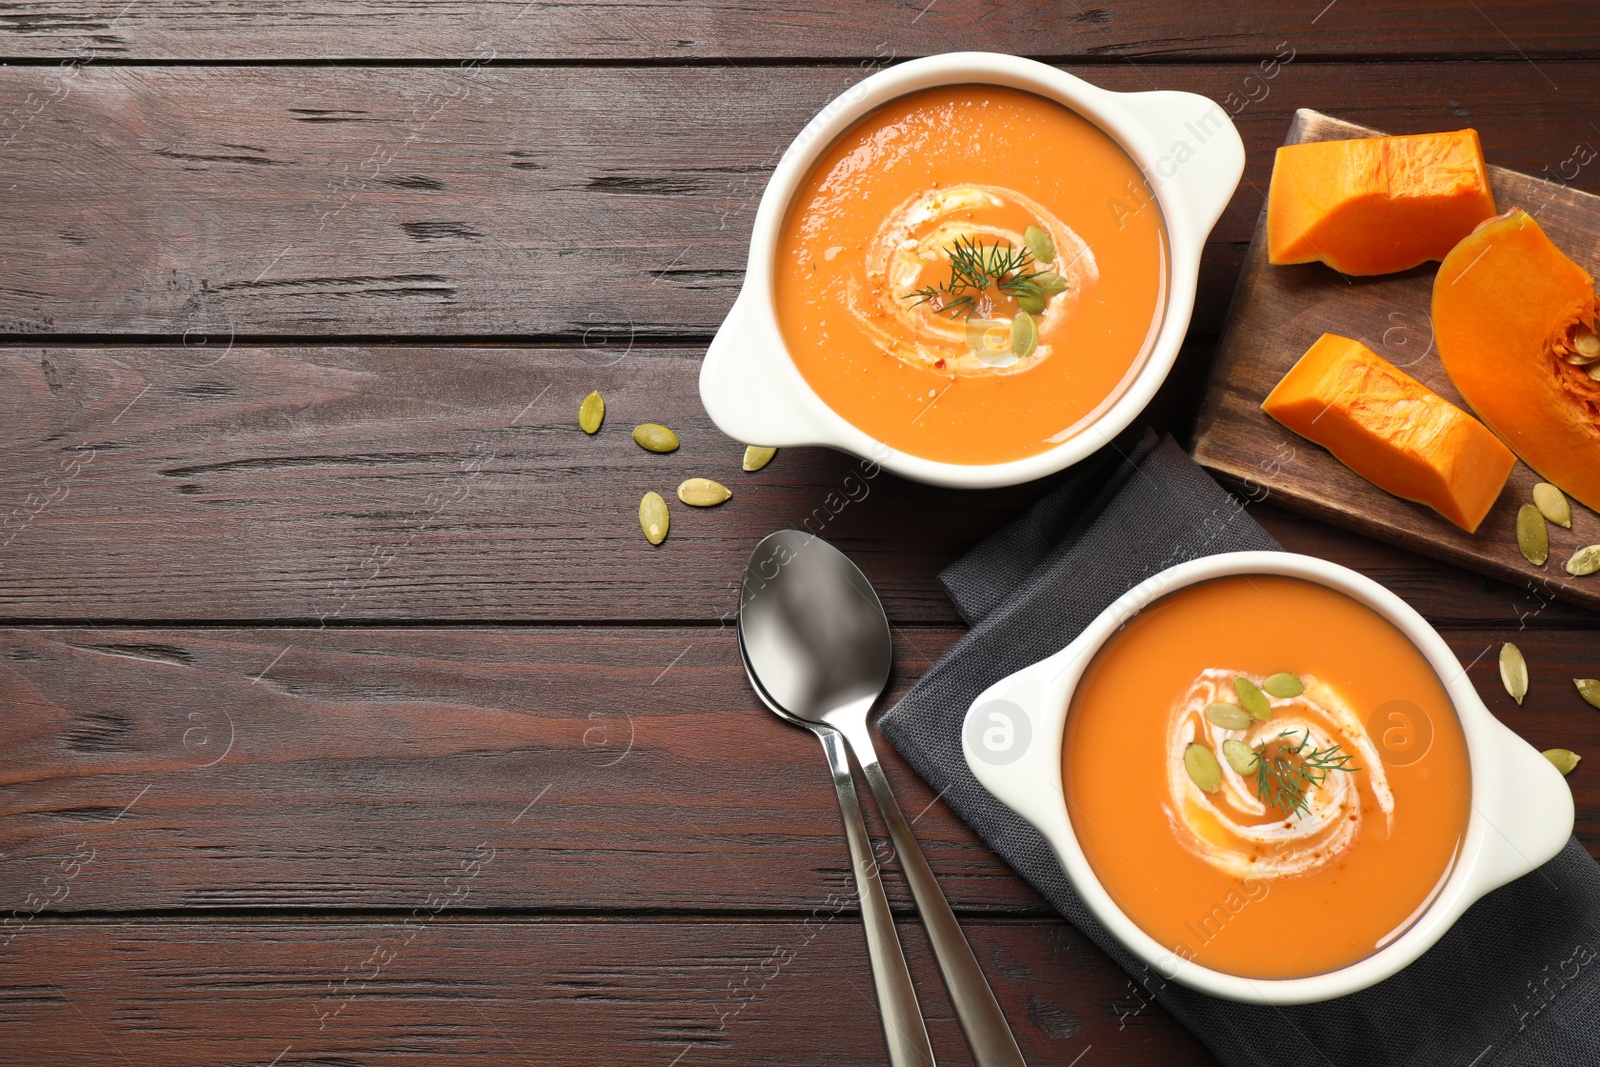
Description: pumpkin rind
xmin=1268 ymin=130 xmax=1497 ymax=276
xmin=1262 ymin=333 xmax=1516 ymax=532
xmin=1432 ymin=209 xmax=1600 ymax=513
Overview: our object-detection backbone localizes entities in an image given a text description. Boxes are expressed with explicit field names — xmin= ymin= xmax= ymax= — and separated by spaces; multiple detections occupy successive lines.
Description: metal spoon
xmin=740 ymin=530 xmax=1027 ymax=1067
xmin=736 ymin=631 xmax=935 ymax=1067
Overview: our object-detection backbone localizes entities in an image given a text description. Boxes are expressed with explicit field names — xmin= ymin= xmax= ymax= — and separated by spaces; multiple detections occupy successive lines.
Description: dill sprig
xmin=1252 ymin=729 xmax=1359 ymax=817
xmin=908 ymin=236 xmax=1048 ymax=320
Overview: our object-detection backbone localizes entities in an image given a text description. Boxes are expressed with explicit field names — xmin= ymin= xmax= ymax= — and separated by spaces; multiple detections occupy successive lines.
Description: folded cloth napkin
xmin=880 ymin=428 xmax=1600 ymax=1067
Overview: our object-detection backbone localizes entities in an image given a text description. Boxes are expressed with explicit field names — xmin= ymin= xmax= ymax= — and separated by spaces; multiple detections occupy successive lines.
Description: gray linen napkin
xmin=879 ymin=429 xmax=1600 ymax=1067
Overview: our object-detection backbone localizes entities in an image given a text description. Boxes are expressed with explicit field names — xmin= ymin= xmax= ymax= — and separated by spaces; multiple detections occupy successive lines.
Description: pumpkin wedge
xmin=1433 ymin=209 xmax=1600 ymax=513
xmin=1262 ymin=333 xmax=1516 ymax=532
xmin=1268 ymin=130 xmax=1497 ymax=275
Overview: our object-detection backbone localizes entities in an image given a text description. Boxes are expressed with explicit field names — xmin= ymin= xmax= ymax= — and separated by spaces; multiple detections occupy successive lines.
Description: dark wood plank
xmin=1192 ymin=109 xmax=1600 ymax=614
xmin=3 ymin=625 xmax=1595 ymax=916
xmin=3 ymin=62 xmax=1600 ymax=337
xmin=0 ymin=917 xmax=1219 ymax=1066
xmin=5 ymin=343 xmax=1596 ymax=625
xmin=0 ymin=0 xmax=1589 ymax=62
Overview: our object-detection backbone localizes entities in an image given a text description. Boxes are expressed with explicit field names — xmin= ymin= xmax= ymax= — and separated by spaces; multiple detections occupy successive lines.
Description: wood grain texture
xmin=0 ymin=917 xmax=1221 ymax=1066
xmin=1192 ymin=109 xmax=1600 ymax=613
xmin=5 ymin=343 xmax=1597 ymax=626
xmin=2 ymin=63 xmax=1599 ymax=337
xmin=3 ymin=625 xmax=1596 ymax=916
xmin=0 ymin=0 xmax=1589 ymax=62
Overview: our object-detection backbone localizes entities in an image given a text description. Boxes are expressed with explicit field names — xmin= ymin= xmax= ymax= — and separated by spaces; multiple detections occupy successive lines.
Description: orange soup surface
xmin=1063 ymin=575 xmax=1470 ymax=979
xmin=775 ymin=86 xmax=1168 ymax=465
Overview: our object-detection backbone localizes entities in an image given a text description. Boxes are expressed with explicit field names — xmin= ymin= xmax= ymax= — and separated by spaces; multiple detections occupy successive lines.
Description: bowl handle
xmin=698 ymin=294 xmax=829 ymax=447
xmin=961 ymin=657 xmax=1075 ymax=842
xmin=1463 ymin=714 xmax=1575 ymax=898
xmin=1115 ymin=90 xmax=1244 ymax=234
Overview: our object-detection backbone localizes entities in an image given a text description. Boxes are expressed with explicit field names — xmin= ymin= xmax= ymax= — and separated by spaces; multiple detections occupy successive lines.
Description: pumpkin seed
xmin=1184 ymin=743 xmax=1222 ymax=793
xmin=632 ymin=423 xmax=680 ymax=453
xmin=1566 ymin=545 xmax=1600 ymax=576
xmin=1263 ymin=672 xmax=1303 ymax=698
xmin=1574 ymin=327 xmax=1600 ymax=361
xmin=1589 ymin=362 xmax=1600 ymax=382
xmin=1517 ymin=504 xmax=1548 ymax=566
xmin=1223 ymin=739 xmax=1260 ymax=776
xmin=639 ymin=491 xmax=669 ymax=545
xmin=677 ymin=478 xmax=731 ymax=507
xmin=1533 ymin=483 xmax=1572 ymax=528
xmin=742 ymin=445 xmax=777 ymax=472
xmin=1035 ymin=271 xmax=1070 ymax=295
xmin=1544 ymin=748 xmax=1582 ymax=776
xmin=1023 ymin=224 xmax=1056 ymax=264
xmin=1204 ymin=702 xmax=1254 ymax=730
xmin=578 ymin=390 xmax=605 ymax=434
xmin=1234 ymin=676 xmax=1272 ymax=720
xmin=1015 ymin=290 xmax=1046 ymax=315
xmin=1576 ymin=678 xmax=1600 ymax=710
xmin=1499 ymin=642 xmax=1529 ymax=706
xmin=1010 ymin=310 xmax=1037 ymax=360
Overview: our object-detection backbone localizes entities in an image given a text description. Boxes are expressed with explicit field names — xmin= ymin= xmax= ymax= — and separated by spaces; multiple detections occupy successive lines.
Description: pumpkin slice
xmin=1433 ymin=209 xmax=1600 ymax=513
xmin=1262 ymin=333 xmax=1516 ymax=532
xmin=1268 ymin=130 xmax=1497 ymax=275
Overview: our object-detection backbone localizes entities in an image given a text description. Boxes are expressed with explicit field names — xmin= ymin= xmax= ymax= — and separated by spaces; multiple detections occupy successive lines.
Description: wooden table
xmin=2 ymin=4 xmax=1597 ymax=1063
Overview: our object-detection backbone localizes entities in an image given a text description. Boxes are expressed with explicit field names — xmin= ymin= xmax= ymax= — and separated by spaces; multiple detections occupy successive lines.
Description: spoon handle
xmin=812 ymin=724 xmax=937 ymax=1067
xmin=840 ymin=727 xmax=1028 ymax=1067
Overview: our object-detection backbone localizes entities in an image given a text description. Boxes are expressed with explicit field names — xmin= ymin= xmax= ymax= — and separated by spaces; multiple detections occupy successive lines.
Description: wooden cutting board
xmin=1192 ymin=108 xmax=1600 ymax=614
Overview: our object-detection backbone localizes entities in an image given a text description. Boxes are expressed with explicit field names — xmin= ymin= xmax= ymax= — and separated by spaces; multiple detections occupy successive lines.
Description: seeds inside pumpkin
xmin=1517 ymin=504 xmax=1549 ymax=566
xmin=1499 ymin=643 xmax=1529 ymax=706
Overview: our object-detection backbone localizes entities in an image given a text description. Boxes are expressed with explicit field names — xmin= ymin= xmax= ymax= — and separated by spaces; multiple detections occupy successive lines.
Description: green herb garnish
xmin=1252 ymin=728 xmax=1359 ymax=817
xmin=907 ymin=236 xmax=1049 ymax=320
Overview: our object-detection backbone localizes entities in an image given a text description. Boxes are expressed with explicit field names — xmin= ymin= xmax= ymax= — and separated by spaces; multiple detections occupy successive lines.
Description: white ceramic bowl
xmin=699 ymin=52 xmax=1244 ymax=488
xmin=962 ymin=551 xmax=1573 ymax=1004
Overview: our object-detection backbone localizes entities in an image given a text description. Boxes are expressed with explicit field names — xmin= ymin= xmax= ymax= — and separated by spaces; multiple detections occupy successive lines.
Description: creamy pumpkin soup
xmin=1063 ymin=575 xmax=1470 ymax=979
xmin=775 ymin=86 xmax=1168 ymax=465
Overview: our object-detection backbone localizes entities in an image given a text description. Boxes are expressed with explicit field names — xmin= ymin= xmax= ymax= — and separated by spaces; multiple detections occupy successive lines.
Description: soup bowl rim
xmin=962 ymin=549 xmax=1574 ymax=1004
xmin=697 ymin=51 xmax=1245 ymax=488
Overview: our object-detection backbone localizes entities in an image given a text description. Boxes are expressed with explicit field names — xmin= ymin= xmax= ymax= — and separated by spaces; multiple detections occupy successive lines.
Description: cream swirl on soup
xmin=1163 ymin=669 xmax=1394 ymax=881
xmin=837 ymin=184 xmax=1099 ymax=376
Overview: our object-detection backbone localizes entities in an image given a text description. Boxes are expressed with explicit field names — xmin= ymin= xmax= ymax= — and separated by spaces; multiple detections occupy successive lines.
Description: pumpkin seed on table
xmin=639 ymin=491 xmax=669 ymax=545
xmin=1533 ymin=483 xmax=1571 ymax=528
xmin=1577 ymin=678 xmax=1600 ymax=710
xmin=742 ymin=445 xmax=777 ymax=472
xmin=1010 ymin=310 xmax=1037 ymax=360
xmin=1566 ymin=545 xmax=1600 ymax=577
xmin=1263 ymin=672 xmax=1303 ymax=698
xmin=1222 ymin=739 xmax=1260 ymax=776
xmin=1184 ymin=743 xmax=1223 ymax=793
xmin=632 ymin=423 xmax=680 ymax=453
xmin=1023 ymin=224 xmax=1056 ymax=263
xmin=1234 ymin=676 xmax=1272 ymax=720
xmin=678 ymin=478 xmax=731 ymax=507
xmin=578 ymin=391 xmax=605 ymax=434
xmin=1544 ymin=748 xmax=1582 ymax=776
xmin=1204 ymin=702 xmax=1254 ymax=730
xmin=1499 ymin=643 xmax=1529 ymax=705
xmin=1517 ymin=504 xmax=1549 ymax=566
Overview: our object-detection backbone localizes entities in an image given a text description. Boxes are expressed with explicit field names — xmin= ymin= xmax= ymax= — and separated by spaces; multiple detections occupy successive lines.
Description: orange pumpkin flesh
xmin=1433 ymin=208 xmax=1600 ymax=513
xmin=1268 ymin=130 xmax=1497 ymax=275
xmin=1262 ymin=333 xmax=1516 ymax=532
